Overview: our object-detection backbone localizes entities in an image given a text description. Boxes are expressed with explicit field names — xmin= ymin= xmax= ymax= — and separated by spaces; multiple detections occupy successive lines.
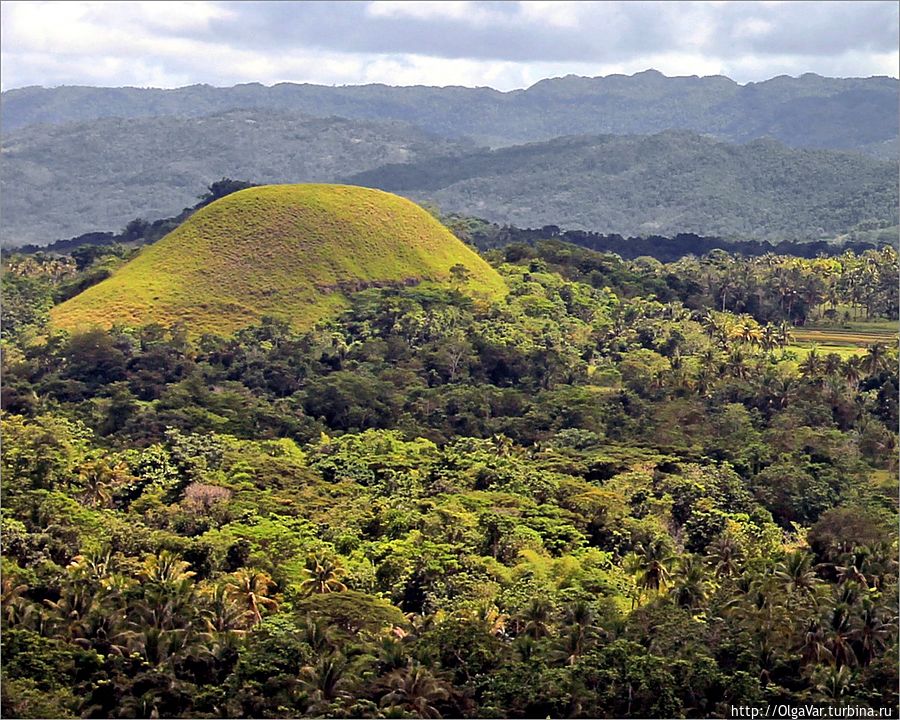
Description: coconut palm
xmin=776 ymin=320 xmax=794 ymax=347
xmin=822 ymin=353 xmax=843 ymax=377
xmin=850 ymin=599 xmax=892 ymax=666
xmin=800 ymin=347 xmax=823 ymax=382
xmin=707 ymin=533 xmax=744 ymax=578
xmin=469 ymin=602 xmax=508 ymax=637
xmin=759 ymin=324 xmax=780 ymax=353
xmin=813 ymin=665 xmax=854 ymax=702
xmin=380 ymin=662 xmax=451 ymax=719
xmin=671 ymin=555 xmax=709 ymax=609
xmin=737 ymin=321 xmax=761 ymax=348
xmin=861 ymin=343 xmax=889 ymax=375
xmin=224 ymin=568 xmax=278 ymax=626
xmin=299 ymin=654 xmax=353 ymax=710
xmin=520 ymin=597 xmax=554 ymax=640
xmin=797 ymin=617 xmax=833 ymax=666
xmin=841 ymin=355 xmax=863 ymax=388
xmin=299 ymin=551 xmax=347 ymax=596
xmin=630 ymin=537 xmax=677 ymax=598
xmin=726 ymin=349 xmax=749 ymax=380
xmin=775 ymin=551 xmax=820 ymax=599
xmin=67 ymin=547 xmax=113 ymax=585
xmin=824 ymin=602 xmax=858 ymax=669
xmin=770 ymin=376 xmax=797 ymax=409
xmin=1 ymin=574 xmax=29 ymax=625
xmin=202 ymin=583 xmax=248 ymax=635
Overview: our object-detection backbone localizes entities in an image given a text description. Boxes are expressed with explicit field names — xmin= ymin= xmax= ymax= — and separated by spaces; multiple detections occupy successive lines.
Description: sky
xmin=1 ymin=0 xmax=898 ymax=92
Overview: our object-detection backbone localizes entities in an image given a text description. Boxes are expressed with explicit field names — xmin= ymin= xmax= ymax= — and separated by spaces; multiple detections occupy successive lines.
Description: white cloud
xmin=516 ymin=1 xmax=585 ymax=29
xmin=1 ymin=0 xmax=896 ymax=91
xmin=366 ymin=1 xmax=499 ymax=25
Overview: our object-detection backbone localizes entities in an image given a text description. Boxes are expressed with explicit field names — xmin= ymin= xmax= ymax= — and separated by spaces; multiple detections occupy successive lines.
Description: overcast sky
xmin=1 ymin=1 xmax=897 ymax=92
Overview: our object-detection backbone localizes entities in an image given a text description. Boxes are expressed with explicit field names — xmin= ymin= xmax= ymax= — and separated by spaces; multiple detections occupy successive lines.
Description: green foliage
xmin=2 ymin=238 xmax=897 ymax=718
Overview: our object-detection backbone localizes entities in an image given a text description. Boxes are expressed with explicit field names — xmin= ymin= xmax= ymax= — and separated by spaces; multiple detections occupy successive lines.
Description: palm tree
xmin=201 ymin=583 xmax=247 ymax=634
xmin=299 ymin=655 xmax=353 ymax=710
xmin=520 ymin=597 xmax=553 ymax=640
xmin=671 ymin=555 xmax=708 ymax=609
xmin=800 ymin=347 xmax=823 ymax=382
xmin=824 ymin=602 xmax=858 ymax=669
xmin=140 ymin=550 xmax=195 ymax=587
xmin=776 ymin=320 xmax=794 ymax=347
xmin=737 ymin=321 xmax=760 ymax=348
xmin=707 ymin=533 xmax=744 ymax=578
xmin=552 ymin=626 xmax=588 ymax=666
xmin=67 ymin=547 xmax=113 ymax=585
xmin=774 ymin=551 xmax=820 ymax=599
xmin=861 ymin=343 xmax=889 ymax=376
xmin=759 ymin=324 xmax=780 ymax=353
xmin=850 ymin=599 xmax=892 ymax=666
xmin=770 ymin=376 xmax=796 ymax=409
xmin=553 ymin=600 xmax=603 ymax=664
xmin=813 ymin=665 xmax=854 ymax=703
xmin=133 ymin=552 xmax=197 ymax=637
xmin=726 ymin=349 xmax=749 ymax=380
xmin=1 ymin=574 xmax=29 ymax=625
xmin=822 ymin=353 xmax=843 ymax=377
xmin=842 ymin=355 xmax=863 ymax=389
xmin=380 ymin=663 xmax=451 ymax=719
xmin=225 ymin=568 xmax=278 ymax=626
xmin=77 ymin=460 xmax=129 ymax=508
xmin=798 ymin=617 xmax=833 ymax=666
xmin=630 ymin=537 xmax=676 ymax=600
xmin=469 ymin=602 xmax=508 ymax=637
xmin=299 ymin=551 xmax=347 ymax=596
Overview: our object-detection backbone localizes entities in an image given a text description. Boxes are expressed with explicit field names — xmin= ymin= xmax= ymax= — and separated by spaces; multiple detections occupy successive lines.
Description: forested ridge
xmin=346 ymin=132 xmax=899 ymax=241
xmin=4 ymin=71 xmax=897 ymax=152
xmin=2 ymin=235 xmax=897 ymax=717
xmin=2 ymin=71 xmax=898 ymax=247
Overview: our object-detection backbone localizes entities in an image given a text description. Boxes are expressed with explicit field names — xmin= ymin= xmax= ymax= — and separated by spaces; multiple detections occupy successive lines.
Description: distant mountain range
xmin=1 ymin=71 xmax=897 ymax=246
xmin=4 ymin=71 xmax=897 ymax=153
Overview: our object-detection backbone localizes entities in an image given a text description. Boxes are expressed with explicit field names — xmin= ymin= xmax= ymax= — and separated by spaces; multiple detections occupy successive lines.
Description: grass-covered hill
xmin=0 ymin=110 xmax=471 ymax=246
xmin=346 ymin=131 xmax=899 ymax=241
xmin=49 ymin=184 xmax=506 ymax=336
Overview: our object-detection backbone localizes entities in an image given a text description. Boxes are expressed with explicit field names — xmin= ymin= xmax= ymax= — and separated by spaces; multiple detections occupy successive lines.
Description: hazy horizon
xmin=2 ymin=1 xmax=897 ymax=92
xmin=5 ymin=67 xmax=899 ymax=95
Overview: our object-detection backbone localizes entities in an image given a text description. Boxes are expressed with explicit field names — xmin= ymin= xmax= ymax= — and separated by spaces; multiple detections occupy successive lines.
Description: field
xmin=788 ymin=318 xmax=897 ymax=358
xmin=49 ymin=184 xmax=507 ymax=336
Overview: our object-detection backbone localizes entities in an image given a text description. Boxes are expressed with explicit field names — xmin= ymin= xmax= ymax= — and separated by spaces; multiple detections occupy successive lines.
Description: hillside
xmin=0 ymin=110 xmax=470 ymax=245
xmin=346 ymin=131 xmax=899 ymax=241
xmin=49 ymin=184 xmax=506 ymax=336
xmin=3 ymin=71 xmax=897 ymax=152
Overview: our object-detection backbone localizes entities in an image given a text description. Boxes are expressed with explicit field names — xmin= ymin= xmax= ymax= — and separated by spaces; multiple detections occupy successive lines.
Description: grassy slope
xmin=50 ymin=184 xmax=506 ymax=336
xmin=789 ymin=318 xmax=897 ymax=358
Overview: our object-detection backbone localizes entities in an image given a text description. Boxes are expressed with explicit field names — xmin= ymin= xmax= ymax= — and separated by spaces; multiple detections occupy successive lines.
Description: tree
xmin=299 ymin=552 xmax=348 ymax=596
xmin=629 ymin=537 xmax=677 ymax=602
xmin=225 ymin=569 xmax=279 ymax=627
xmin=671 ymin=555 xmax=708 ymax=609
xmin=380 ymin=663 xmax=451 ymax=719
xmin=774 ymin=551 xmax=820 ymax=599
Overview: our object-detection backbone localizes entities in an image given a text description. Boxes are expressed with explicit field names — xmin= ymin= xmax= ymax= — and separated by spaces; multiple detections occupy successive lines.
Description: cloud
xmin=1 ymin=0 xmax=897 ymax=91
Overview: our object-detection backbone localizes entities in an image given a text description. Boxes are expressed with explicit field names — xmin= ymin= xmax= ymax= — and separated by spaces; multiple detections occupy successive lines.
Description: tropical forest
xmin=1 ymin=3 xmax=899 ymax=718
xmin=1 ymin=185 xmax=897 ymax=716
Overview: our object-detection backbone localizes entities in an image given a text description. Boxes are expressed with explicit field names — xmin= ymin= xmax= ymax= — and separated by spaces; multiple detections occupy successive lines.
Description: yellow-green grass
xmin=51 ymin=184 xmax=507 ymax=337
xmin=788 ymin=319 xmax=897 ymax=358
xmin=787 ymin=344 xmax=867 ymax=360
